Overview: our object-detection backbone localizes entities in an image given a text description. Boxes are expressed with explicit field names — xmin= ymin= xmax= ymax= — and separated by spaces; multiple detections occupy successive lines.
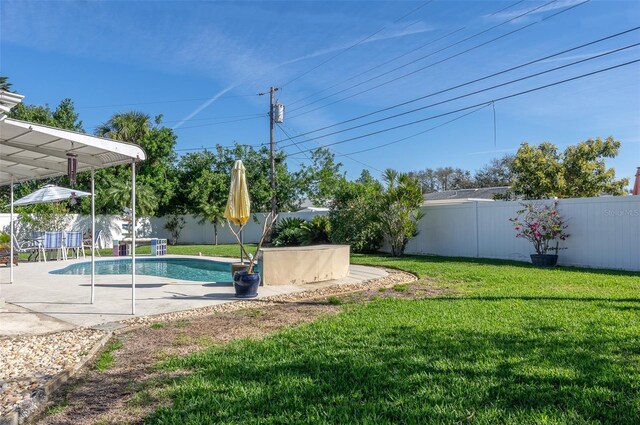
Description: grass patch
xmin=141 ymin=254 xmax=640 ymax=424
xmin=243 ymin=308 xmax=264 ymax=318
xmin=378 ymin=287 xmax=387 ymax=292
xmin=150 ymin=323 xmax=165 ymax=330
xmin=173 ymin=334 xmax=191 ymax=346
xmin=174 ymin=320 xmax=191 ymax=328
xmin=392 ymin=283 xmax=409 ymax=292
xmin=326 ymin=296 xmax=342 ymax=305
xmin=45 ymin=400 xmax=68 ymax=416
xmin=95 ymin=339 xmax=123 ymax=372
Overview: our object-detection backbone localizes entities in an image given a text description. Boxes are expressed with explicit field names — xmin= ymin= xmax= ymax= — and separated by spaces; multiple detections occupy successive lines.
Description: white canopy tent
xmin=1 ymin=107 xmax=146 ymax=314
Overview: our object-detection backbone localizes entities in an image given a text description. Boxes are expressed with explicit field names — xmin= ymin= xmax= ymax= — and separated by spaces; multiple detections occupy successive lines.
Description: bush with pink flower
xmin=510 ymin=202 xmax=569 ymax=255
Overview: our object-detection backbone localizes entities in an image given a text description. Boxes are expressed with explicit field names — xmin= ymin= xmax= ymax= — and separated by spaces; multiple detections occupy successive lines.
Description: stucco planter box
xmin=259 ymin=244 xmax=350 ymax=285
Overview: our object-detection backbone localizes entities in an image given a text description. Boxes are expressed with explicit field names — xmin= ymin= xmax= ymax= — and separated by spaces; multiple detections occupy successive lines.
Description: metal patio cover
xmin=0 ymin=117 xmax=146 ymax=185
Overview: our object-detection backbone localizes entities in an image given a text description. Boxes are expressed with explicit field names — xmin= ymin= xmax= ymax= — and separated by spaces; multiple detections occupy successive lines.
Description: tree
xmin=94 ymin=112 xmax=178 ymax=215
xmin=434 ymin=167 xmax=474 ymax=191
xmin=302 ymin=148 xmax=346 ymax=207
xmin=379 ymin=169 xmax=425 ymax=257
xmin=196 ymin=202 xmax=226 ymax=245
xmin=176 ymin=144 xmax=306 ymax=216
xmin=1 ymin=98 xmax=84 ymax=213
xmin=473 ymin=154 xmax=514 ymax=188
xmin=408 ymin=168 xmax=438 ymax=193
xmin=511 ymin=137 xmax=627 ymax=199
xmin=0 ymin=76 xmax=11 ymax=91
xmin=9 ymin=98 xmax=84 ymax=132
xmin=409 ymin=167 xmax=474 ymax=192
xmin=100 ymin=179 xmax=158 ymax=222
xmin=329 ymin=171 xmax=384 ymax=253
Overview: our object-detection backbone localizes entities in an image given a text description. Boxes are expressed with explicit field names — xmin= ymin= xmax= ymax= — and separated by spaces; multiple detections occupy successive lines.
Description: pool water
xmin=50 ymin=258 xmax=234 ymax=282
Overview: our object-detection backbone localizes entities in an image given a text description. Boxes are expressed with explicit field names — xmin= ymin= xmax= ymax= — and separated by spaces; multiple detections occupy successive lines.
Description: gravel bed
xmin=121 ymin=269 xmax=416 ymax=327
xmin=0 ymin=328 xmax=105 ymax=418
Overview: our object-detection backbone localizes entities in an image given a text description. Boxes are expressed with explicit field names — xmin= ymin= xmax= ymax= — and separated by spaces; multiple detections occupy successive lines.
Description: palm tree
xmin=101 ymin=180 xmax=158 ymax=237
xmin=96 ymin=111 xmax=151 ymax=144
xmin=0 ymin=76 xmax=12 ymax=91
xmin=196 ymin=201 xmax=225 ymax=245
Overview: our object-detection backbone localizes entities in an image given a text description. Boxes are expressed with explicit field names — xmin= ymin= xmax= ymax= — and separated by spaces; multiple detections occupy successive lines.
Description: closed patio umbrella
xmin=224 ymin=160 xmax=251 ymax=262
xmin=13 ymin=184 xmax=91 ymax=206
xmin=224 ymin=160 xmax=250 ymax=226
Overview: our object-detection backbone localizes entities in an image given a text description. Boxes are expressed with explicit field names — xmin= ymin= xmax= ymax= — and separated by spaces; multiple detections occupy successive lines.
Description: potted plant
xmin=227 ymin=212 xmax=277 ymax=298
xmin=0 ymin=232 xmax=18 ymax=266
xmin=510 ymin=202 xmax=569 ymax=267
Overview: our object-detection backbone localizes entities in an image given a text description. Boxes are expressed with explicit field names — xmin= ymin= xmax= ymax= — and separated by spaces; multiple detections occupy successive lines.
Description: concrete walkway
xmin=0 ymin=255 xmax=386 ymax=335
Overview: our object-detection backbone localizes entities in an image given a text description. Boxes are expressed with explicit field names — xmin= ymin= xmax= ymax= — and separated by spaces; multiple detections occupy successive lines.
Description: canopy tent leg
xmin=9 ymin=176 xmax=14 ymax=284
xmin=131 ymin=161 xmax=136 ymax=315
xmin=91 ymin=168 xmax=95 ymax=304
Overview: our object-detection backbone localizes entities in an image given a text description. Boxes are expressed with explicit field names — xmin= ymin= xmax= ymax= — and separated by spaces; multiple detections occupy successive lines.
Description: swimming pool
xmin=50 ymin=257 xmax=234 ymax=282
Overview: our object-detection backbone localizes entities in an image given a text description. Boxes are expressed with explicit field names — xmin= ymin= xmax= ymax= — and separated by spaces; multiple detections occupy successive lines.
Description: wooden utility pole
xmin=269 ymin=86 xmax=278 ymax=219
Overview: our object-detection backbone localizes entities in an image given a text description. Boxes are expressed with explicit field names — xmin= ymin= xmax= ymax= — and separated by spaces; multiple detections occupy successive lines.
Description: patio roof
xmin=0 ymin=117 xmax=146 ymax=186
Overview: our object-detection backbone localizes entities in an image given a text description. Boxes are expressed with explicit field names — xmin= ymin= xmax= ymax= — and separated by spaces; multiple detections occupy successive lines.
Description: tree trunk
xmin=214 ymin=224 xmax=218 ymax=245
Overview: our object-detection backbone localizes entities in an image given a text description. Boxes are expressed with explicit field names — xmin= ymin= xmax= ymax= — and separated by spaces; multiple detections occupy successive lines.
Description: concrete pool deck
xmin=0 ymin=255 xmax=387 ymax=335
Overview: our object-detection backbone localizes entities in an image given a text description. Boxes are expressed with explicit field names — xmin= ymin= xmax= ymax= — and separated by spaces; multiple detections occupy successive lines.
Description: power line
xmin=286 ymin=0 xmax=525 ymax=108
xmin=278 ymin=27 xmax=639 ymax=143
xmin=280 ymin=43 xmax=639 ymax=148
xmin=339 ymin=104 xmax=493 ymax=156
xmin=284 ymin=59 xmax=640 ymax=155
xmin=279 ymin=1 xmax=433 ymax=89
xmin=288 ymin=0 xmax=589 ymax=118
xmin=277 ymin=123 xmax=312 ymax=162
xmin=281 ymin=123 xmax=384 ymax=174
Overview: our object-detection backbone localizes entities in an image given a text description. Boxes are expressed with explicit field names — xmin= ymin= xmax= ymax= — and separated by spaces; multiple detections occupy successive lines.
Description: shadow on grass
xmin=144 ymin=315 xmax=639 ymax=424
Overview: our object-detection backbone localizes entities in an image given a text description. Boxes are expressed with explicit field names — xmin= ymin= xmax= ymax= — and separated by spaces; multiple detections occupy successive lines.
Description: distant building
xmin=422 ymin=186 xmax=510 ymax=205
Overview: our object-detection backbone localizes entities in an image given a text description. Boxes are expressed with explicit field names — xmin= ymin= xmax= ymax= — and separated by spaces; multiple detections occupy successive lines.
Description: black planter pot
xmin=233 ymin=271 xmax=260 ymax=298
xmin=530 ymin=254 xmax=558 ymax=267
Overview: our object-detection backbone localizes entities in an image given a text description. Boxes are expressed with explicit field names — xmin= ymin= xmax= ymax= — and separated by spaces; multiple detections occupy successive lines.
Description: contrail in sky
xmin=172 ymin=84 xmax=238 ymax=129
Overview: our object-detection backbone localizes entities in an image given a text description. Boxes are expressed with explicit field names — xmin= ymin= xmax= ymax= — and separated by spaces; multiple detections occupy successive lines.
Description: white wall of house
xmin=395 ymin=196 xmax=640 ymax=271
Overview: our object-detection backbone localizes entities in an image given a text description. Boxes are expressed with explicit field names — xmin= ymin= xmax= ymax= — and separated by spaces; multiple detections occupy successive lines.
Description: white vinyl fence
xmin=2 ymin=196 xmax=638 ymax=271
xmin=396 ymin=196 xmax=640 ymax=271
xmin=0 ymin=210 xmax=328 ymax=248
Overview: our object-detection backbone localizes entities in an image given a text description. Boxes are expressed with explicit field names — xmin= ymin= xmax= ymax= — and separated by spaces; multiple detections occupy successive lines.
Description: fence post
xmin=474 ymin=201 xmax=480 ymax=258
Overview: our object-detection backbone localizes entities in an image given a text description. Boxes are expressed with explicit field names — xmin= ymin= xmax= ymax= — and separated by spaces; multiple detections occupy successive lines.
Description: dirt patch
xmin=35 ymin=270 xmax=445 ymax=425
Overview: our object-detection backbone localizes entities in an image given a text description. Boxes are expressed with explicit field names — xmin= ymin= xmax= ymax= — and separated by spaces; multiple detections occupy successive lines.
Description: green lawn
xmin=143 ymin=254 xmax=640 ymax=424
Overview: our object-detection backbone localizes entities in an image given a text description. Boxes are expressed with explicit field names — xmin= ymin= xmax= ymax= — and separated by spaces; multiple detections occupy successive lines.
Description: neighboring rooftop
xmin=423 ymin=186 xmax=510 ymax=204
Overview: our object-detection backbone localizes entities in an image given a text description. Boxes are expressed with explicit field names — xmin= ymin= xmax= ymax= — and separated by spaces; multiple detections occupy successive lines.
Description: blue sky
xmin=2 ymin=0 xmax=639 ymax=185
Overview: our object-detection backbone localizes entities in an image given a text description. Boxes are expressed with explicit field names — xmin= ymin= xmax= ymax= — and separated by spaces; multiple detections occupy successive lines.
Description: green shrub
xmin=329 ymin=172 xmax=384 ymax=253
xmin=300 ymin=215 xmax=331 ymax=245
xmin=272 ymin=217 xmax=306 ymax=247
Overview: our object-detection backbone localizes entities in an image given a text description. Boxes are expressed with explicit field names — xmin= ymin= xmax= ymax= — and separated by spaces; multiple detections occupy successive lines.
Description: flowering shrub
xmin=510 ymin=202 xmax=569 ymax=255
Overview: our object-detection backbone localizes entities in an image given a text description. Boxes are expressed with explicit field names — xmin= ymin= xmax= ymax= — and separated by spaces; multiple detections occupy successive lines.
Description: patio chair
xmin=82 ymin=230 xmax=103 ymax=257
xmin=39 ymin=231 xmax=66 ymax=262
xmin=11 ymin=234 xmax=39 ymax=262
xmin=65 ymin=231 xmax=85 ymax=259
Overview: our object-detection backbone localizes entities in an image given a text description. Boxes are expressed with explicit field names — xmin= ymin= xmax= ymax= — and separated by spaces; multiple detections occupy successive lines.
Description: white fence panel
xmin=398 ymin=196 xmax=640 ymax=271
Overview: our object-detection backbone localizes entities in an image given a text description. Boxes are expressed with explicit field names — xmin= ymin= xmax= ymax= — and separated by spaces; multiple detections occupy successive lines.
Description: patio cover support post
xmin=131 ymin=160 xmax=136 ymax=315
xmin=9 ymin=176 xmax=14 ymax=284
xmin=91 ymin=168 xmax=95 ymax=304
